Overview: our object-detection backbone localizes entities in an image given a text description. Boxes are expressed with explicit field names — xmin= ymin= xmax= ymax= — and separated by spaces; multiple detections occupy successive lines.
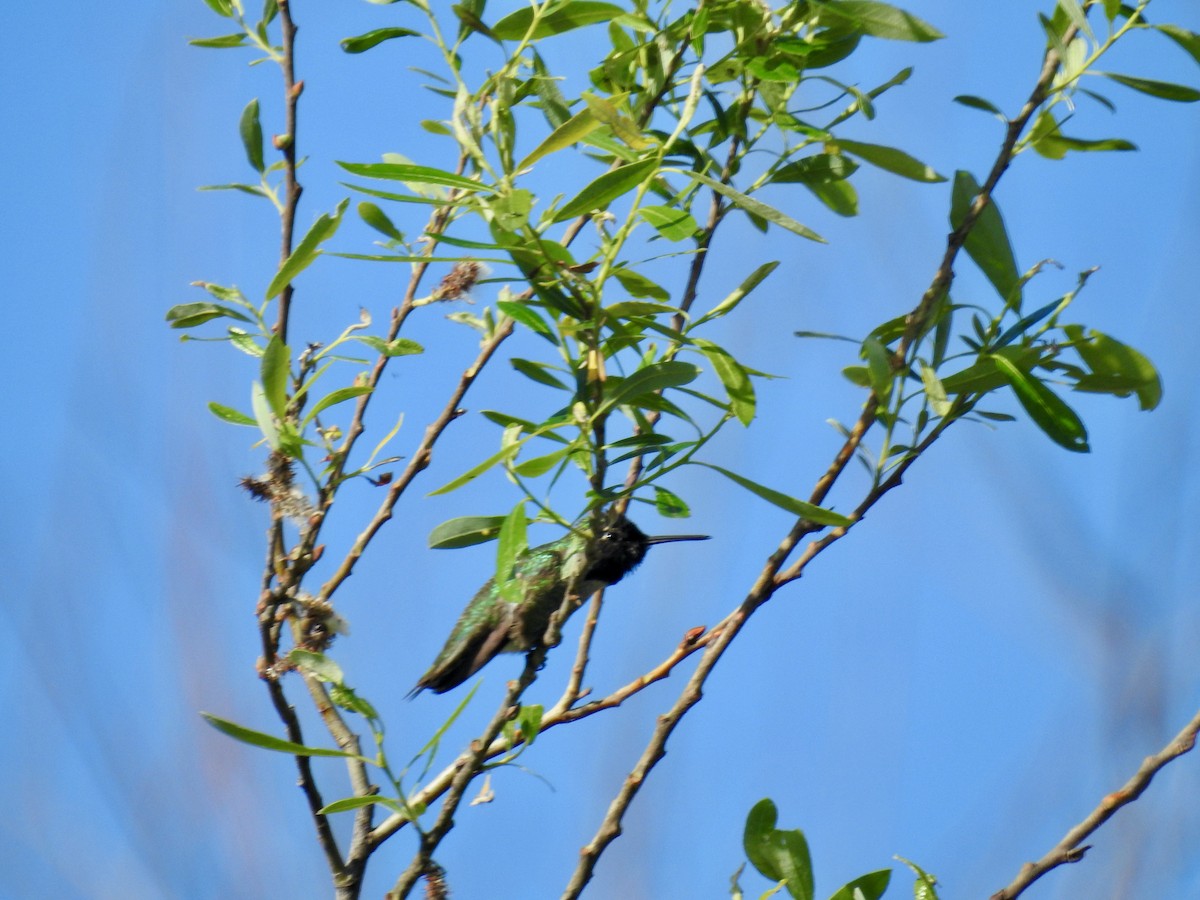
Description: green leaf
xmin=953 ymin=94 xmax=1005 ymax=117
xmin=497 ymin=300 xmax=555 ymax=340
xmin=612 ymin=267 xmax=669 ymax=301
xmin=1100 ymin=72 xmax=1200 ymax=102
xmin=358 ymin=201 xmax=404 ymax=240
xmin=862 ymin=337 xmax=893 ymax=402
xmin=991 ymin=354 xmax=1089 ymax=452
xmin=604 ymin=301 xmax=680 ymax=319
xmin=428 ymin=439 xmax=527 ymax=495
xmin=693 ymin=261 xmax=780 ymax=327
xmin=265 ymin=199 xmax=349 ymax=300
xmin=355 ymin=335 xmax=425 ymax=357
xmin=640 ymin=205 xmax=700 ymax=241
xmin=239 ymin=98 xmax=264 ymax=173
xmin=251 ymin=381 xmax=280 ymax=450
xmin=694 ymin=338 xmax=756 ymax=425
xmin=896 ymin=856 xmax=940 ymax=900
xmin=340 ymin=27 xmax=419 ymax=53
xmin=260 ymin=335 xmax=290 ymax=419
xmin=698 ymin=464 xmax=852 ymax=527
xmin=189 ymin=33 xmax=249 ymax=48
xmin=950 ymin=170 xmax=1020 ymax=303
xmin=1064 ymin=326 xmax=1162 ymax=410
xmin=835 ymin=138 xmax=945 ymax=182
xmin=288 ymin=649 xmax=345 ymax=684
xmin=512 ymin=358 xmax=570 ymax=390
xmin=516 ymin=703 xmax=543 ymax=746
xmin=596 ymin=361 xmax=700 ymax=416
xmin=513 ymin=448 xmax=570 ymax=477
xmin=491 ymin=2 xmax=626 ymax=40
xmin=337 ymin=161 xmax=492 ymax=193
xmin=429 ymin=516 xmax=507 ymax=549
xmin=804 ymin=178 xmax=858 ymax=217
xmin=827 ymin=869 xmax=891 ymax=900
xmin=229 ymin=330 xmax=264 ymax=357
xmin=770 ymin=153 xmax=859 ymax=185
xmin=678 ymin=170 xmax=825 ymax=242
xmin=919 ymin=362 xmax=952 ymax=417
xmin=318 ymin=795 xmax=412 ymax=817
xmin=200 ymin=0 xmax=233 ymax=16
xmin=817 ymin=1 xmax=944 ymax=42
xmin=165 ymin=302 xmax=253 ymax=329
xmin=517 ymin=107 xmax=603 ymax=170
xmin=551 ymin=158 xmax=658 ymax=223
xmin=653 ymin=485 xmax=691 ymax=518
xmin=302 ymin=385 xmax=372 ymax=427
xmin=1156 ymin=25 xmax=1200 ymax=68
xmin=208 ymin=401 xmax=257 ymax=426
xmin=495 ymin=501 xmax=528 ymax=588
xmin=201 ymin=712 xmax=367 ymax=761
xmin=742 ymin=798 xmax=815 ymax=900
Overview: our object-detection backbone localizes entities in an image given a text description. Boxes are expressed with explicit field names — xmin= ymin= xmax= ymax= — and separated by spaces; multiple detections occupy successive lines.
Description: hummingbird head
xmin=583 ymin=514 xmax=709 ymax=586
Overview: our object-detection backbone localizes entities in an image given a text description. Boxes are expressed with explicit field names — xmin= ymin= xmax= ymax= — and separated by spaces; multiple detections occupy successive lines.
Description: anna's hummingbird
xmin=411 ymin=514 xmax=709 ymax=695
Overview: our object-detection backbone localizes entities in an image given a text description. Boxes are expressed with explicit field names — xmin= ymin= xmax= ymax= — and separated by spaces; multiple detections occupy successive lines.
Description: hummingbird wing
xmin=410 ymin=583 xmax=517 ymax=696
xmin=412 ymin=617 xmax=512 ymax=695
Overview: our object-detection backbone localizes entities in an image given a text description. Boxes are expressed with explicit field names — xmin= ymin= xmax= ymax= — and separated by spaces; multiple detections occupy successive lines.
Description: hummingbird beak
xmin=644 ymin=533 xmax=710 ymax=545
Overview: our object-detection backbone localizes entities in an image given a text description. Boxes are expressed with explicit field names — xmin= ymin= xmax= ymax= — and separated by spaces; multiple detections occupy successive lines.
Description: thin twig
xmin=317 ymin=319 xmax=515 ymax=602
xmin=990 ymin=706 xmax=1200 ymax=900
xmin=275 ymin=0 xmax=301 ymax=344
xmin=387 ymin=650 xmax=550 ymax=898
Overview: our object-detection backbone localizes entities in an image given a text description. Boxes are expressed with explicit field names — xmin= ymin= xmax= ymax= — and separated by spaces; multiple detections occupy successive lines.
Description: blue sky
xmin=4 ymin=2 xmax=1200 ymax=898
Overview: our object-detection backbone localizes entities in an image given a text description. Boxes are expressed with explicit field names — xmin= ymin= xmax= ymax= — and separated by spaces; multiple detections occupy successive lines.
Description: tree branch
xmin=559 ymin=25 xmax=1078 ymax=896
xmin=990 ymin=706 xmax=1200 ymax=900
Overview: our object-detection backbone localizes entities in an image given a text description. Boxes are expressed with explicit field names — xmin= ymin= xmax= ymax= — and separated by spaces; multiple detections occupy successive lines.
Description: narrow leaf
xmin=694 ymin=338 xmax=756 ymax=425
xmin=260 ymin=335 xmax=290 ymax=419
xmin=596 ymin=361 xmax=700 ymax=416
xmin=698 ymin=464 xmax=852 ymax=527
xmin=239 ymin=99 xmax=264 ymax=173
xmin=319 ymin=795 xmax=411 ymax=817
xmin=189 ymin=33 xmax=247 ymax=48
xmin=491 ymin=2 xmax=626 ymax=40
xmin=429 ymin=516 xmax=507 ymax=549
xmin=265 ymin=199 xmax=349 ymax=300
xmin=251 ymin=381 xmax=280 ymax=450
xmin=201 ymin=712 xmax=367 ymax=760
xmin=992 ymin=354 xmax=1089 ymax=452
xmin=358 ymin=201 xmax=404 ymax=240
xmin=693 ymin=261 xmax=779 ymax=327
xmin=428 ymin=440 xmax=527 ymax=495
xmin=337 ymin=161 xmax=492 ymax=193
xmin=836 ymin=138 xmax=945 ymax=182
xmin=640 ymin=205 xmax=699 ymax=241
xmin=517 ymin=107 xmax=603 ymax=170
xmin=340 ymin=27 xmax=419 ymax=53
xmin=950 ymin=170 xmax=1020 ymax=302
xmin=817 ymin=1 xmax=944 ymax=42
xmin=1100 ymin=71 xmax=1200 ymax=102
xmin=551 ymin=158 xmax=658 ymax=223
xmin=653 ymin=485 xmax=691 ymax=518
xmin=302 ymin=385 xmax=372 ymax=427
xmin=679 ymin=170 xmax=825 ymax=242
xmin=208 ymin=401 xmax=257 ymax=426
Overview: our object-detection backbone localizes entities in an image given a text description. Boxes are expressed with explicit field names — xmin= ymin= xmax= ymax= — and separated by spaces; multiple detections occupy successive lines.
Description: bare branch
xmin=991 ymin=706 xmax=1200 ymax=900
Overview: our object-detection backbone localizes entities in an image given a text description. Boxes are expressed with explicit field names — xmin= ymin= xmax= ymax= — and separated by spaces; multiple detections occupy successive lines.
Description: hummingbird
xmin=411 ymin=513 xmax=709 ymax=695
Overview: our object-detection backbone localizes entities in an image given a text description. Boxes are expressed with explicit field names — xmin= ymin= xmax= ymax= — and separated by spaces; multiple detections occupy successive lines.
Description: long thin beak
xmin=645 ymin=534 xmax=710 ymax=544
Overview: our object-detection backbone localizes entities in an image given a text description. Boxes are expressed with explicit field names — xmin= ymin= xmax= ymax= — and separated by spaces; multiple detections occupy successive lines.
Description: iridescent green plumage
xmin=412 ymin=515 xmax=707 ymax=695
